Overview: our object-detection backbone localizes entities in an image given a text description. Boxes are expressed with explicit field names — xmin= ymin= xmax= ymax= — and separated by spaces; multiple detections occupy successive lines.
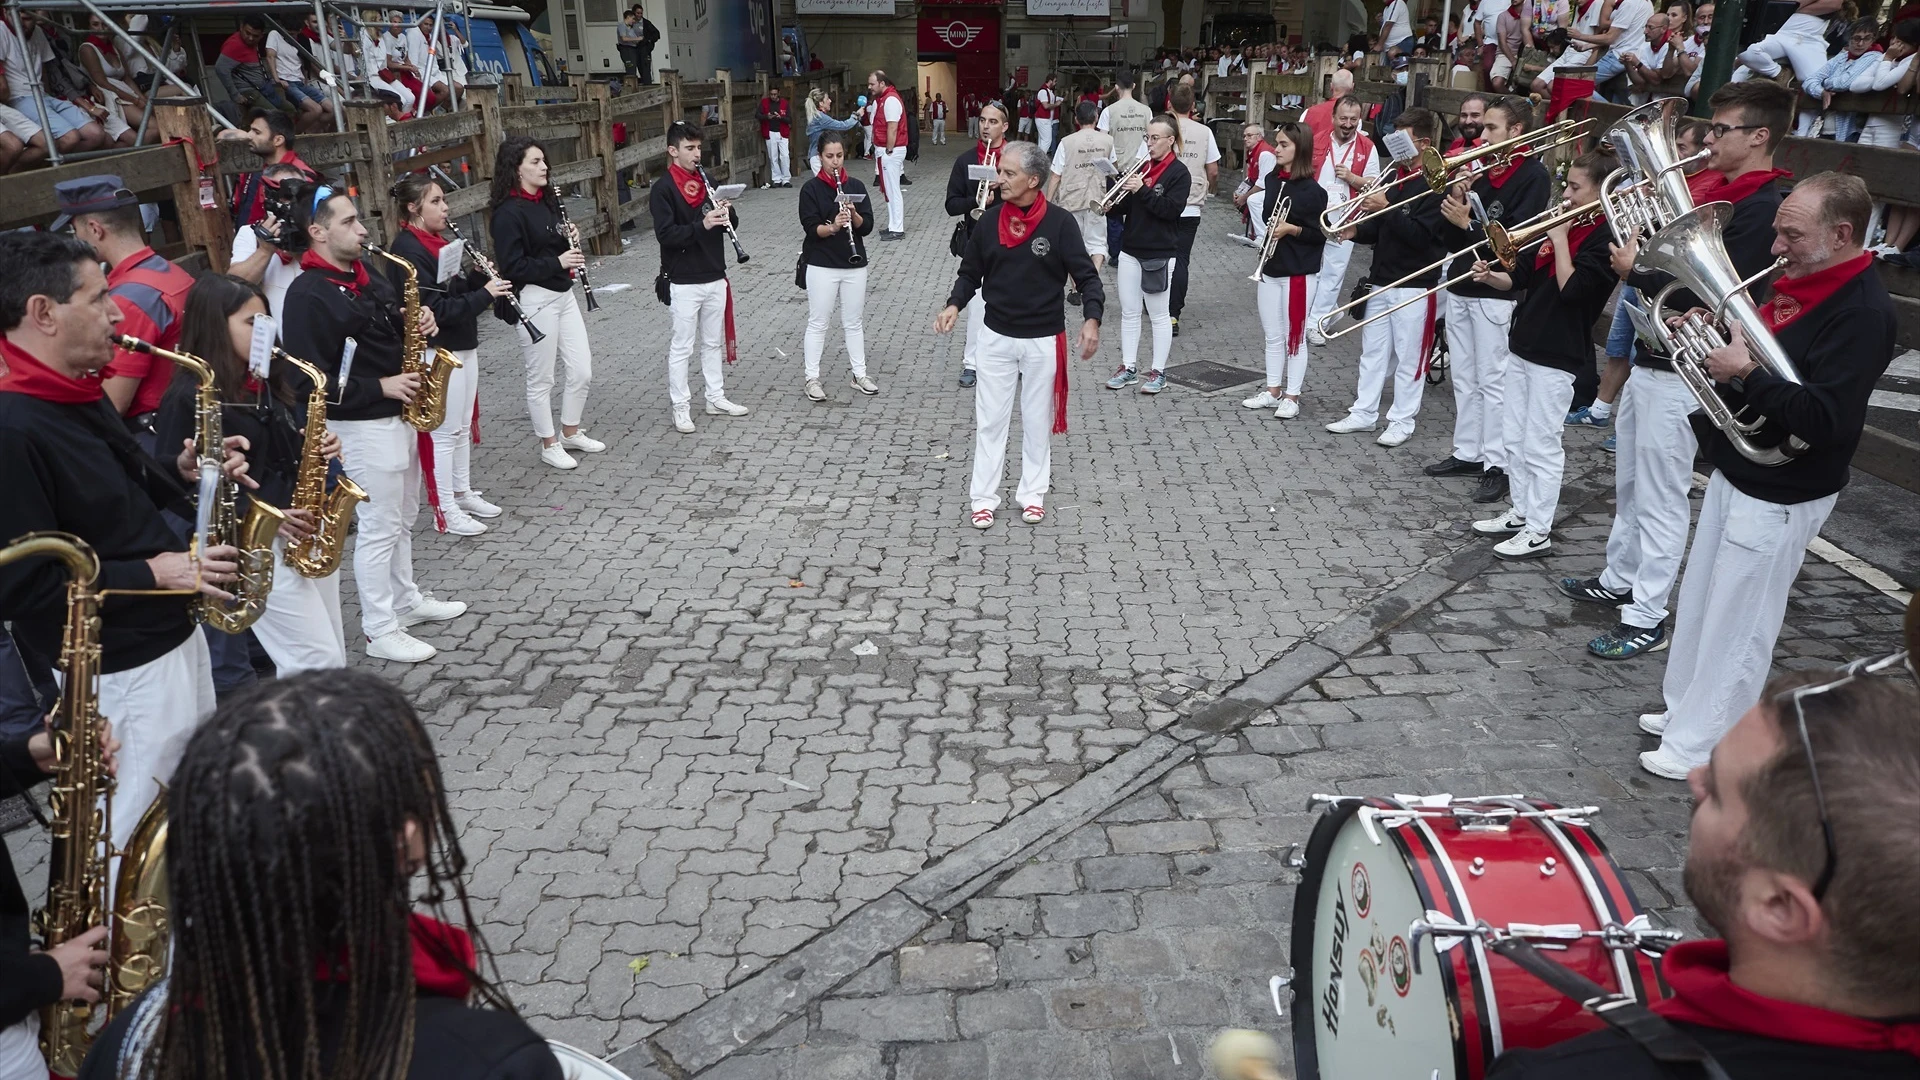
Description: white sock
xmin=1589 ymin=399 xmax=1613 ymax=421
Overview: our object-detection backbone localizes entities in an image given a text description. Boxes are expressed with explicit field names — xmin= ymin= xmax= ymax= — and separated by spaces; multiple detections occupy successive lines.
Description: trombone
xmin=1321 ymin=118 xmax=1593 ymax=232
xmin=1095 ymin=153 xmax=1153 ymax=214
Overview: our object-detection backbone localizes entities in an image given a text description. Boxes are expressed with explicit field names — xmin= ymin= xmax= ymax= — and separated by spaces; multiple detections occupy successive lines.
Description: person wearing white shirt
xmin=1233 ymin=123 xmax=1278 ymax=244
xmin=868 ymin=70 xmax=909 ymax=238
xmin=1380 ymin=0 xmax=1416 ymax=58
xmin=1848 ymin=25 xmax=1917 ymax=149
xmin=227 ymin=165 xmax=313 ymax=321
xmin=1732 ymin=0 xmax=1852 ymax=88
xmin=1165 ymin=82 xmax=1219 ymax=336
xmin=1306 ymin=97 xmax=1379 ymax=345
xmin=406 ymin=14 xmax=449 ymax=114
xmin=263 ymin=28 xmax=327 ymax=132
xmin=0 ymin=14 xmax=109 ymax=153
xmin=1534 ymin=0 xmax=1640 ymax=91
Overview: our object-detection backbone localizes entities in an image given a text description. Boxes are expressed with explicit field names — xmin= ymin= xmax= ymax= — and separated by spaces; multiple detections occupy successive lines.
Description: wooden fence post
xmin=469 ymin=83 xmax=503 ymax=184
xmin=153 ymin=98 xmax=233 ymax=273
xmin=663 ymin=69 xmax=682 ymax=129
xmin=343 ymin=100 xmax=395 ymax=246
xmin=716 ymin=67 xmax=737 ymax=186
xmin=782 ymin=74 xmax=801 ymax=179
xmin=581 ymin=79 xmax=621 ymax=256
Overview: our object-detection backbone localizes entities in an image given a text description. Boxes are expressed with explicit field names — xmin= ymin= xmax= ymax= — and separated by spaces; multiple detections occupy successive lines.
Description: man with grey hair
xmin=936 ymin=140 xmax=1103 ymax=530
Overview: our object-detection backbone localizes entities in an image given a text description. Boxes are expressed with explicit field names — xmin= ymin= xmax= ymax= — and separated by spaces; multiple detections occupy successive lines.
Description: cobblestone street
xmin=6 ymin=141 xmax=1911 ymax=1076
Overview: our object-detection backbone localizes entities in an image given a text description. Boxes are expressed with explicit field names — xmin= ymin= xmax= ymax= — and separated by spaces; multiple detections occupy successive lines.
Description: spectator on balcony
xmin=0 ymin=11 xmax=110 ymax=154
xmin=1803 ymin=19 xmax=1882 ymax=141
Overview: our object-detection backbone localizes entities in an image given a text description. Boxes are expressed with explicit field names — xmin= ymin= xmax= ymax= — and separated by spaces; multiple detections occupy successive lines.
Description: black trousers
xmin=1169 ymin=216 xmax=1200 ymax=319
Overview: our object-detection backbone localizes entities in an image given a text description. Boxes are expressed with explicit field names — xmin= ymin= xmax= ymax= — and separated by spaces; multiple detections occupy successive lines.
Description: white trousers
xmin=932 ymin=118 xmax=947 ymax=144
xmin=1731 ymin=14 xmax=1832 ymax=85
xmin=968 ymin=116 xmax=980 ymax=140
xmin=1035 ymin=118 xmax=1057 ymax=153
xmin=1075 ymin=207 xmax=1108 ymax=260
xmin=961 ymin=292 xmax=987 ymax=372
xmin=1256 ymin=274 xmax=1318 ymax=393
xmin=1346 ymin=287 xmax=1435 ymax=430
xmin=804 ymin=265 xmax=869 ymax=379
xmin=879 ymin=146 xmax=906 ymax=233
xmin=430 ymin=346 xmax=479 ymax=498
xmin=251 ymin=535 xmax=347 ymax=675
xmin=1858 ymin=116 xmax=1905 ymax=148
xmin=766 ymin=133 xmax=791 ymax=184
xmin=971 ymin=325 xmax=1057 ymax=512
xmin=1308 ymin=238 xmax=1356 ymax=330
xmin=669 ymin=278 xmax=729 ymax=407
xmin=1117 ymin=252 xmax=1174 ymax=373
xmin=1599 ymin=368 xmax=1698 ymax=630
xmin=1658 ymin=473 xmax=1836 ymax=767
xmin=1445 ymin=293 xmax=1516 ymax=468
xmin=96 ymin=631 xmax=214 ymax=852
xmin=1500 ymin=359 xmax=1576 ymax=534
xmin=519 ymin=284 xmax=592 ymax=439
xmin=0 ymin=1015 xmax=37 ymax=1080
xmin=331 ymin=416 xmax=424 ymax=640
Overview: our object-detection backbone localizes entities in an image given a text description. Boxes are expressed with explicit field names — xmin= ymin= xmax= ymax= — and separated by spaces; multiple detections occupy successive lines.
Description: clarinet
xmin=445 ymin=220 xmax=545 ymax=344
xmin=554 ymin=199 xmax=599 ymax=311
xmin=832 ymin=170 xmax=866 ymax=267
xmin=698 ymin=165 xmax=752 ymax=264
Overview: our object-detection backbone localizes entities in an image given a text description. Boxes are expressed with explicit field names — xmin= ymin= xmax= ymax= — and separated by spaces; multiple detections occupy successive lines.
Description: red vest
xmin=1311 ymin=130 xmax=1374 ymax=196
xmin=874 ymin=86 xmax=909 ymax=149
xmin=1033 ymin=86 xmax=1057 ymax=120
xmin=759 ymin=97 xmax=790 ymax=139
xmin=1246 ymin=140 xmax=1276 ymax=185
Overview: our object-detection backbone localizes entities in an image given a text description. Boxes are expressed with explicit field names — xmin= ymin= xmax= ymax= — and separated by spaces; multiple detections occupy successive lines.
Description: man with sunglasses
xmin=1491 ymin=661 xmax=1920 ymax=1078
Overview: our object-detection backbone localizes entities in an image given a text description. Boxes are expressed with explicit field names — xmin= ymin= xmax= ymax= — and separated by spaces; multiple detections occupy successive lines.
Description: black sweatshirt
xmin=1708 ymin=266 xmax=1897 ymax=504
xmin=1504 ymin=224 xmax=1618 ymax=373
xmin=0 ymin=393 xmax=194 ymax=673
xmin=280 ymin=262 xmax=408 ymax=423
xmin=946 ymin=144 xmax=1004 ymax=249
xmin=1628 ymin=179 xmax=1784 ymax=372
xmin=799 ymin=172 xmax=875 ymax=269
xmin=947 ymin=201 xmax=1106 ymax=337
xmin=387 ymin=227 xmax=497 ymax=351
xmin=1489 ymin=1019 xmax=1919 ymax=1080
xmin=651 ymin=175 xmax=737 ymax=285
xmin=488 ymin=194 xmax=574 ymax=295
xmin=1354 ymin=171 xmax=1452 ymax=288
xmin=1114 ymin=158 xmax=1192 ymax=260
xmin=152 ymin=377 xmax=304 ymax=513
xmin=0 ymin=734 xmax=60 ymax=1030
xmin=1258 ymin=171 xmax=1329 ymax=278
xmin=1441 ymin=158 xmax=1551 ymax=299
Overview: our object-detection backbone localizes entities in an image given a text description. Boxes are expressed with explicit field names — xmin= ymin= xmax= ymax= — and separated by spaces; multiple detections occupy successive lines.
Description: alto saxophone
xmin=280 ymin=351 xmax=369 ymax=579
xmin=0 ymin=533 xmax=169 ymax=1074
xmin=368 ymin=245 xmax=463 ymax=432
xmin=115 ymin=335 xmax=285 ymax=632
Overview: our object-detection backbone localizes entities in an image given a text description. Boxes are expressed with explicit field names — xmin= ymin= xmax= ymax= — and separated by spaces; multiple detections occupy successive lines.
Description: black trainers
xmin=1170 ymin=317 xmax=1180 ymax=337
xmin=1423 ymin=454 xmax=1482 ymax=477
xmin=958 ymin=367 xmax=977 ymax=388
xmin=1471 ymin=467 xmax=1510 ymax=504
xmin=1557 ymin=577 xmax=1633 ymax=605
xmin=1589 ymin=621 xmax=1669 ymax=660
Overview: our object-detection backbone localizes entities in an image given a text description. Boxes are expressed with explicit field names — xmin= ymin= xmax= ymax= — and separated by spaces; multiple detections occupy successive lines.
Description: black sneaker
xmin=1557 ymin=577 xmax=1633 ymax=605
xmin=1067 ymin=289 xmax=1082 ymax=306
xmin=1423 ymin=454 xmax=1482 ymax=477
xmin=958 ymin=368 xmax=977 ymax=388
xmin=1170 ymin=317 xmax=1180 ymax=337
xmin=1589 ymin=621 xmax=1669 ymax=660
xmin=1471 ymin=467 xmax=1510 ymax=504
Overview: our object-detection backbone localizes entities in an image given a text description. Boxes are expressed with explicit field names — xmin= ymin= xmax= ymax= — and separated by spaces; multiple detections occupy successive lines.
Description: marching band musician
xmin=1639 ymin=173 xmax=1897 ymax=780
xmin=1163 ymin=83 xmax=1220 ymax=338
xmin=1426 ymin=96 xmax=1552 ymax=505
xmin=0 ymin=231 xmax=244 ymax=852
xmin=935 ymin=141 xmax=1104 ymax=530
xmin=1560 ymin=81 xmax=1794 ymax=664
xmin=151 ymin=275 xmax=348 ymax=675
xmin=1101 ymin=115 xmax=1191 ymax=397
xmin=281 ymin=189 xmax=468 ymax=666
xmin=652 ymin=121 xmax=750 ymax=434
xmin=1325 ymin=108 xmax=1450 ymax=448
xmin=389 ymin=174 xmax=515 ymax=536
xmin=798 ymin=131 xmax=879 ymax=403
xmin=1046 ymin=101 xmax=1116 ymax=300
xmin=1232 ymin=123 xmax=1278 ymax=245
xmin=488 ymin=137 xmax=606 ymax=470
xmin=944 ymin=99 xmax=1010 ymax=389
xmin=1304 ymin=96 xmax=1379 ymax=346
xmin=1240 ymin=122 xmax=1327 ymax=420
xmin=1465 ymin=151 xmax=1619 ymax=562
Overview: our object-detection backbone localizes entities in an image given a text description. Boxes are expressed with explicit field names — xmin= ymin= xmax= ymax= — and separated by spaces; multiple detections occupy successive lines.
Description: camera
xmin=254 ymin=179 xmax=310 ymax=253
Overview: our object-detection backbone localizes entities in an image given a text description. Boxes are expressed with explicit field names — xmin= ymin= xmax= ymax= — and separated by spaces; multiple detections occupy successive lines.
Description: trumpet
xmin=1322 ymin=119 xmax=1593 ymax=232
xmin=1247 ymin=195 xmax=1292 ymax=282
xmin=699 ymin=165 xmax=751 ymax=264
xmin=446 ymin=220 xmax=544 ymax=344
xmin=1094 ymin=152 xmax=1152 ymax=214
xmin=969 ymin=143 xmax=1001 ymax=220
xmin=555 ymin=199 xmax=599 ymax=310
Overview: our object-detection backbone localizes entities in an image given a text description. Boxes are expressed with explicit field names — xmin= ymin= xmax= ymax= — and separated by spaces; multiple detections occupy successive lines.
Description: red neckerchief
xmin=1246 ymin=140 xmax=1275 ymax=184
xmin=668 ymin=163 xmax=707 ymax=208
xmin=1764 ymin=251 xmax=1873 ymax=331
xmin=509 ymin=184 xmax=545 ymax=204
xmin=84 ymin=34 xmax=119 ymax=60
xmin=299 ymin=249 xmax=370 ymax=296
xmin=815 ymin=166 xmax=845 ymax=187
xmin=1653 ymin=941 xmax=1920 ymax=1058
xmin=1688 ymin=166 xmax=1792 ymax=207
xmin=0 ymin=336 xmax=103 ymax=404
xmin=1141 ymin=150 xmax=1177 ymax=191
xmin=315 ymin=914 xmax=478 ymax=1000
xmin=402 ymin=222 xmax=449 ymax=260
xmin=997 ymin=191 xmax=1049 ymax=247
xmin=1535 ymin=215 xmax=1606 ymax=270
xmin=1485 ymin=151 xmax=1522 ymax=189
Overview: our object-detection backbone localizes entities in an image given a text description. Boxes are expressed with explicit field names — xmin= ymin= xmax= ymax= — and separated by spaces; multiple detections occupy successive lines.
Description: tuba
xmin=368 ymin=245 xmax=463 ymax=432
xmin=0 ymin=533 xmax=168 ymax=1074
xmin=115 ymin=335 xmax=284 ymax=632
xmin=280 ymin=351 xmax=370 ymax=578
xmin=1601 ymin=97 xmax=1708 ymax=244
xmin=1632 ymin=201 xmax=1805 ymax=466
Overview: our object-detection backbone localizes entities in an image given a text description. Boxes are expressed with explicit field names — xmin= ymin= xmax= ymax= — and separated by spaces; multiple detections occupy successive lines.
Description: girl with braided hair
xmin=79 ymin=670 xmax=562 ymax=1080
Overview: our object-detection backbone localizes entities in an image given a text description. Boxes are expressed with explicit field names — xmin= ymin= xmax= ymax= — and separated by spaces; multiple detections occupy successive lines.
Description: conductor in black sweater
xmin=935 ymin=141 xmax=1103 ymax=532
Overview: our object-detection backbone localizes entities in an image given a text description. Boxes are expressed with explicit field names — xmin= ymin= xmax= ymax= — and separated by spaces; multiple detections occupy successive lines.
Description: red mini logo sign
xmin=933 ymin=20 xmax=982 ymax=48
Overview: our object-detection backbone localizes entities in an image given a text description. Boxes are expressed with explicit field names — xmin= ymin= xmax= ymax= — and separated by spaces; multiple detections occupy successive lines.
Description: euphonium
xmin=280 ymin=351 xmax=369 ymax=578
xmin=114 ymin=335 xmax=284 ymax=632
xmin=0 ymin=533 xmax=168 ymax=1074
xmin=368 ymin=245 xmax=463 ymax=432
xmin=1601 ymin=97 xmax=1707 ymax=244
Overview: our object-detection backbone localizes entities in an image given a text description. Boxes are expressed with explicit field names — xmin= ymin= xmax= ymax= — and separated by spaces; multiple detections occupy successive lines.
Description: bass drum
xmin=1286 ymin=794 xmax=1669 ymax=1080
xmin=548 ymin=1040 xmax=639 ymax=1080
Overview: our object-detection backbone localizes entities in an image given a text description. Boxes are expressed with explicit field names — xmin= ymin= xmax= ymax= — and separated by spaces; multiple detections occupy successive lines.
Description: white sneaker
xmin=1325 ymin=414 xmax=1374 ymax=434
xmin=366 ymin=629 xmax=436 ymax=663
xmin=455 ymin=491 xmax=502 ymax=518
xmin=1376 ymin=425 xmax=1413 ymax=447
xmin=1638 ymin=712 xmax=1669 ymax=736
xmin=1639 ymin=746 xmax=1693 ymax=780
xmin=1241 ymin=389 xmax=1281 ymax=409
xmin=539 ymin=444 xmax=578 ymax=470
xmin=560 ymin=431 xmax=606 ymax=453
xmin=851 ymin=375 xmax=879 ymax=395
xmin=705 ymin=398 xmax=750 ymax=416
xmin=1273 ymin=397 xmax=1300 ymax=419
xmin=440 ymin=507 xmax=488 ymax=536
xmin=673 ymin=406 xmax=696 ymax=433
xmin=1472 ymin=508 xmax=1526 ymax=535
xmin=400 ymin=595 xmax=467 ymax=627
xmin=1306 ymin=326 xmax=1327 ymax=346
xmin=1493 ymin=528 xmax=1551 ymax=560
xmin=805 ymin=378 xmax=827 ymax=402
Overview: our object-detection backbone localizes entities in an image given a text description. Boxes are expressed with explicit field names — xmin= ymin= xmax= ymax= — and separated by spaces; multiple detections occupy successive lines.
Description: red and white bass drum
xmin=1280 ymin=794 xmax=1682 ymax=1080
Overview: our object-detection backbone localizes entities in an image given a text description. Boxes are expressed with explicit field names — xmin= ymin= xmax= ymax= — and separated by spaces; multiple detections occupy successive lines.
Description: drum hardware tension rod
xmin=1409 ymin=915 xmax=1687 ymax=974
xmin=1267 ymin=971 xmax=1294 ymax=1018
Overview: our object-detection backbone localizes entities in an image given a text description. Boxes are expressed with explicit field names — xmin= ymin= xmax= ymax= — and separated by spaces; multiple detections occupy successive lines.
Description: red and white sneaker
xmin=970 ymin=509 xmax=994 ymax=530
xmin=1021 ymin=505 xmax=1045 ymax=524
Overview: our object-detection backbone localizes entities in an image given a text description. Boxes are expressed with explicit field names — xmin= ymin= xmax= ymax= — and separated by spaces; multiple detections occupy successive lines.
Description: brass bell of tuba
xmin=369 ymin=246 xmax=464 ymax=432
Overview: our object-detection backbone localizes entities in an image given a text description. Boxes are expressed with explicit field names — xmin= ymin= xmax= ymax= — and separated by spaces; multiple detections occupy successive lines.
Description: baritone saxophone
xmin=368 ymin=245 xmax=463 ymax=431
xmin=279 ymin=351 xmax=369 ymax=578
